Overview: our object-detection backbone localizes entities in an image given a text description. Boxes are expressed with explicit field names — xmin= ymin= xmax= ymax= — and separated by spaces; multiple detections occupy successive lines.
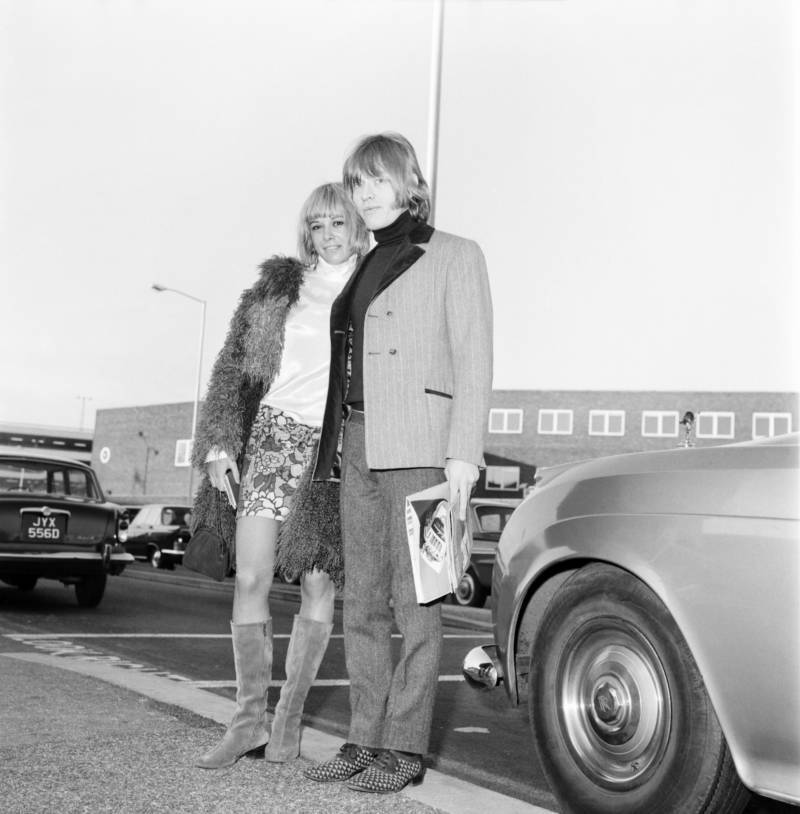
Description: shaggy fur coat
xmin=189 ymin=255 xmax=342 ymax=584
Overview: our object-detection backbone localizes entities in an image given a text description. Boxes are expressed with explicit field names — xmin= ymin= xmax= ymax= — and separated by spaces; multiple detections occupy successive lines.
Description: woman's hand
xmin=205 ymin=455 xmax=240 ymax=491
xmin=444 ymin=458 xmax=479 ymax=521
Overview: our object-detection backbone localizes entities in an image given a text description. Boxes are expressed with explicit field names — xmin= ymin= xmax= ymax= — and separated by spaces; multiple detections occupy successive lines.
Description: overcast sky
xmin=1 ymin=0 xmax=797 ymax=431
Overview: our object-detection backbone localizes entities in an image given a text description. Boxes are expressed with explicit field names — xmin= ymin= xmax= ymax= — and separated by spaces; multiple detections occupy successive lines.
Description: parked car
xmin=452 ymin=497 xmax=520 ymax=607
xmin=0 ymin=450 xmax=133 ymax=607
xmin=124 ymin=504 xmax=192 ymax=569
xmin=462 ymin=433 xmax=799 ymax=814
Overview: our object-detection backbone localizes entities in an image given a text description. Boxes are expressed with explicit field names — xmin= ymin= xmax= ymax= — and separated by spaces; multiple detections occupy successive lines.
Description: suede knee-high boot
xmin=265 ymin=614 xmax=332 ymax=763
xmin=196 ymin=619 xmax=272 ymax=769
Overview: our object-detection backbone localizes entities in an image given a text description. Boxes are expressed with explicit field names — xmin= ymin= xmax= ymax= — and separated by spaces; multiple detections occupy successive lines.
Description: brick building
xmin=91 ymin=402 xmax=195 ymax=505
xmin=88 ymin=390 xmax=798 ymax=504
xmin=486 ymin=389 xmax=799 ymax=469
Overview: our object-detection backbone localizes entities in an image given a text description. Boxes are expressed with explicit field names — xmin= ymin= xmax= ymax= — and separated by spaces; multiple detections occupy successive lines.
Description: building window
xmin=589 ymin=410 xmax=625 ymax=437
xmin=488 ymin=409 xmax=523 ymax=434
xmin=752 ymin=412 xmax=792 ymax=439
xmin=696 ymin=412 xmax=735 ymax=439
xmin=641 ymin=411 xmax=679 ymax=437
xmin=485 ymin=465 xmax=520 ymax=491
xmin=174 ymin=439 xmax=193 ymax=467
xmin=538 ymin=409 xmax=573 ymax=435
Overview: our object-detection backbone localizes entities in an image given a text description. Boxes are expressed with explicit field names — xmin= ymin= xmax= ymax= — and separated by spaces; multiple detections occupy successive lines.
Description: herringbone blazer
xmin=314 ymin=221 xmax=493 ymax=476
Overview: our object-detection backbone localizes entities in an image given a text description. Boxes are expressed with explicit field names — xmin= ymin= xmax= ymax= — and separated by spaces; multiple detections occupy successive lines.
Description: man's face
xmin=352 ymin=172 xmax=405 ymax=231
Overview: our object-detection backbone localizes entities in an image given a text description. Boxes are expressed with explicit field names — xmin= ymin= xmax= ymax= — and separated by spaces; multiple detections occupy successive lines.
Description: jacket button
xmin=386 ymin=310 xmax=393 ymax=317
xmin=388 ymin=348 xmax=397 ymax=355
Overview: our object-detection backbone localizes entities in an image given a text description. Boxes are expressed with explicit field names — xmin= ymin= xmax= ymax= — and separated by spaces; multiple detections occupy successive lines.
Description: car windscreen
xmin=0 ymin=460 xmax=100 ymax=500
xmin=474 ymin=505 xmax=515 ymax=533
xmin=161 ymin=507 xmax=192 ymax=525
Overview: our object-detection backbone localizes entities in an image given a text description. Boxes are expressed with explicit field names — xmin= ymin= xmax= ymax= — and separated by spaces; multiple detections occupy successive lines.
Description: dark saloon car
xmin=463 ymin=433 xmax=799 ymax=814
xmin=124 ymin=504 xmax=192 ymax=569
xmin=0 ymin=450 xmax=133 ymax=607
xmin=452 ymin=497 xmax=520 ymax=607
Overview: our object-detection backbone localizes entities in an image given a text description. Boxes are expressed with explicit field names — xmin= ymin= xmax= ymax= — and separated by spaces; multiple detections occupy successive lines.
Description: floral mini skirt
xmin=238 ymin=404 xmax=320 ymax=521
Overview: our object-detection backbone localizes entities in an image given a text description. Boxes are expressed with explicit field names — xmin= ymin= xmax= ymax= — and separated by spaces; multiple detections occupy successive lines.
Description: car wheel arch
xmin=509 ymin=556 xmax=685 ymax=705
xmin=509 ymin=561 xmax=584 ymax=704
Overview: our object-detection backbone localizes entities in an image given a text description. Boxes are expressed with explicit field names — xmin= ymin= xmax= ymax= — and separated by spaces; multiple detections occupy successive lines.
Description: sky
xmin=1 ymin=0 xmax=798 ymax=431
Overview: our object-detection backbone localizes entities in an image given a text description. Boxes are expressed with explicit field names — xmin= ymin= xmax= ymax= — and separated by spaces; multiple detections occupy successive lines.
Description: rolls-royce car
xmin=0 ymin=450 xmax=133 ymax=607
xmin=463 ymin=433 xmax=799 ymax=814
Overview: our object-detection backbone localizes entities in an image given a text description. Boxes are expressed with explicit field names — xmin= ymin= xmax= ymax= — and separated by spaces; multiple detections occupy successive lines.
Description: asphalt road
xmin=0 ymin=565 xmax=794 ymax=814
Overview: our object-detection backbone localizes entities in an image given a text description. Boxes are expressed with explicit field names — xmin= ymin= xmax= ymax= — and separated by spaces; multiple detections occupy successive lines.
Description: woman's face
xmin=309 ymin=212 xmax=354 ymax=265
xmin=352 ymin=173 xmax=405 ymax=231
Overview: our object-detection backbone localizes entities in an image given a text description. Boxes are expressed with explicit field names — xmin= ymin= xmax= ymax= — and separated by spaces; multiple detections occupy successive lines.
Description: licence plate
xmin=21 ymin=512 xmax=67 ymax=541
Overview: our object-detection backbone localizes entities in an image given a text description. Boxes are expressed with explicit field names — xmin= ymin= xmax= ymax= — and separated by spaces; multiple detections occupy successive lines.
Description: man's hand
xmin=444 ymin=458 xmax=479 ymax=521
xmin=205 ymin=454 xmax=240 ymax=492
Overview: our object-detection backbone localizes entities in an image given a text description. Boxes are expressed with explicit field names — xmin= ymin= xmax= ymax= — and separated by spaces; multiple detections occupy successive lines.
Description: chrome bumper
xmin=0 ymin=552 xmax=134 ymax=562
xmin=462 ymin=645 xmax=504 ymax=690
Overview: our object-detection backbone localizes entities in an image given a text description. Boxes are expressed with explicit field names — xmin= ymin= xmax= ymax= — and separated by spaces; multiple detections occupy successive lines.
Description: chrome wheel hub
xmin=557 ymin=619 xmax=671 ymax=788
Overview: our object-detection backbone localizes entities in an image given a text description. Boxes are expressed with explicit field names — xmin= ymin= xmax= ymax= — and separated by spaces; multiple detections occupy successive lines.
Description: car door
xmin=125 ymin=505 xmax=159 ymax=558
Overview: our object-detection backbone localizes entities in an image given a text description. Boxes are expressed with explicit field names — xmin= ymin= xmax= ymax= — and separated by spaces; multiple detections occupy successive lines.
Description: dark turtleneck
xmin=346 ymin=210 xmax=416 ymax=409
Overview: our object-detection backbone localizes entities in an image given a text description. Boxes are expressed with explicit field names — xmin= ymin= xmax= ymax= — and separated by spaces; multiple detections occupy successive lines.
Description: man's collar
xmin=408 ymin=221 xmax=435 ymax=245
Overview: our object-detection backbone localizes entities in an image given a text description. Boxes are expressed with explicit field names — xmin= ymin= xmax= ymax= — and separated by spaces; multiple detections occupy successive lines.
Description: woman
xmin=190 ymin=182 xmax=368 ymax=769
xmin=305 ymin=133 xmax=492 ymax=793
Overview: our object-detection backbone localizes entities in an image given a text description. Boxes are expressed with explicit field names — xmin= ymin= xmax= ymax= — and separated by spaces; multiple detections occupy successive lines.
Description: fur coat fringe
xmin=189 ymin=255 xmax=342 ymax=582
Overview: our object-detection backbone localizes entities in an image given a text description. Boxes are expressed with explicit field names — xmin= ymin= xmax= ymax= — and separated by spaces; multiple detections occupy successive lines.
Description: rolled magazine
xmin=404 ymin=482 xmax=472 ymax=604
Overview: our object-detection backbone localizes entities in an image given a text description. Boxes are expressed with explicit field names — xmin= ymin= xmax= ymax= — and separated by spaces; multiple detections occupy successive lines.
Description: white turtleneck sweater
xmin=261 ymin=253 xmax=357 ymax=427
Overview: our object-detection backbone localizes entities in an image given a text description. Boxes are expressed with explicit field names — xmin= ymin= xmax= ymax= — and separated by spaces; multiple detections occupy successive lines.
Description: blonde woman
xmin=191 ymin=183 xmax=368 ymax=768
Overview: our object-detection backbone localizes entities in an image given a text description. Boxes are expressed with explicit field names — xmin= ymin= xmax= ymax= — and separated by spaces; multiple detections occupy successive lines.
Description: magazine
xmin=404 ymin=482 xmax=473 ymax=604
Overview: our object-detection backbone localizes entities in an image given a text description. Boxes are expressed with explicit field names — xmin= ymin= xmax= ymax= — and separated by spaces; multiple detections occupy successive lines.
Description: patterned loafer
xmin=303 ymin=742 xmax=376 ymax=783
xmin=347 ymin=749 xmax=425 ymax=794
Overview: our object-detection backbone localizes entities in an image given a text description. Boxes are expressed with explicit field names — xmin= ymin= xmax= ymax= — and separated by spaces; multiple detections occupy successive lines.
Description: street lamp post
xmin=76 ymin=395 xmax=93 ymax=430
xmin=137 ymin=431 xmax=159 ymax=495
xmin=426 ymin=0 xmax=445 ymax=225
xmin=151 ymin=284 xmax=207 ymax=501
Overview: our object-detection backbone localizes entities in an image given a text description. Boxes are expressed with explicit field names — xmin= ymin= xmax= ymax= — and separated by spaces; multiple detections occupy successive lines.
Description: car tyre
xmin=74 ymin=573 xmax=107 ymax=608
xmin=529 ymin=563 xmax=750 ymax=814
xmin=453 ymin=569 xmax=487 ymax=607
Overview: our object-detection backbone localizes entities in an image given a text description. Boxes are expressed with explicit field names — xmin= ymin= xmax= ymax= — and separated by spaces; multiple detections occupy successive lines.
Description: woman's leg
xmin=298 ymin=568 xmax=336 ymax=623
xmin=265 ymin=568 xmax=335 ymax=761
xmin=197 ymin=516 xmax=278 ymax=768
xmin=232 ymin=516 xmax=278 ymax=623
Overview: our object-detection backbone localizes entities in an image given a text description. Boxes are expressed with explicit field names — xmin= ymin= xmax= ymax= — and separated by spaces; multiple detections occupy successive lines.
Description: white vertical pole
xmin=188 ymin=299 xmax=206 ymax=501
xmin=426 ymin=0 xmax=445 ymax=225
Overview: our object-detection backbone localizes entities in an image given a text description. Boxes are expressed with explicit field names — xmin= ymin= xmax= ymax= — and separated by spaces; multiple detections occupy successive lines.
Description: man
xmin=306 ymin=132 xmax=493 ymax=793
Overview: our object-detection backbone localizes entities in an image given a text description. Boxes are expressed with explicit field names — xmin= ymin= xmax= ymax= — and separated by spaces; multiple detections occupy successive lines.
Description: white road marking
xmin=6 ymin=632 xmax=491 ymax=640
xmin=4 ymin=634 xmax=472 ymax=688
xmin=190 ymin=675 xmax=467 ymax=689
xmin=454 ymin=726 xmax=491 ymax=734
xmin=5 ymin=633 xmax=233 ymax=639
xmin=4 ymin=635 xmax=193 ymax=680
